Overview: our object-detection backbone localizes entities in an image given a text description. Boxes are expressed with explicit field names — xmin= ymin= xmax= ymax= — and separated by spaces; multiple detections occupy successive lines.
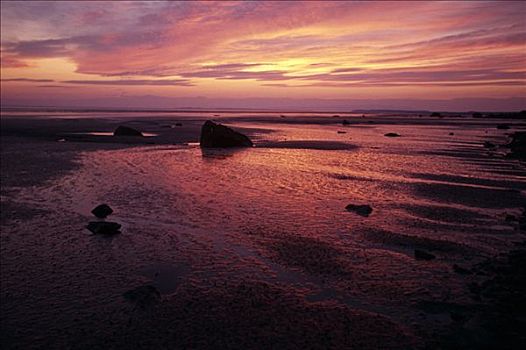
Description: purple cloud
xmin=62 ymin=79 xmax=193 ymax=86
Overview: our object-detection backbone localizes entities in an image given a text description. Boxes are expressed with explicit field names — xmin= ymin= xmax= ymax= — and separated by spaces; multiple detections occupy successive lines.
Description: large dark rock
xmin=114 ymin=126 xmax=143 ymax=137
xmin=384 ymin=133 xmax=400 ymax=137
xmin=91 ymin=204 xmax=113 ymax=218
xmin=87 ymin=221 xmax=121 ymax=235
xmin=345 ymin=204 xmax=373 ymax=217
xmin=200 ymin=120 xmax=253 ymax=148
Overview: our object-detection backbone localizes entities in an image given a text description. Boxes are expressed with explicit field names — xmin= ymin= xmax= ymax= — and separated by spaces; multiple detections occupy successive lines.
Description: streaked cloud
xmin=1 ymin=1 xmax=525 ymax=109
xmin=62 ymin=79 xmax=193 ymax=86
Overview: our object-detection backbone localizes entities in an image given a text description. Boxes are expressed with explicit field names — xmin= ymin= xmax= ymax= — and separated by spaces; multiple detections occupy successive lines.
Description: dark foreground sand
xmin=1 ymin=114 xmax=525 ymax=349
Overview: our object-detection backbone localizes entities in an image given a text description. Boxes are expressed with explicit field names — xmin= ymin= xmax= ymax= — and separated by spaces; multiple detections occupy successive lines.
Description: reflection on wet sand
xmin=1 ymin=114 xmax=525 ymax=349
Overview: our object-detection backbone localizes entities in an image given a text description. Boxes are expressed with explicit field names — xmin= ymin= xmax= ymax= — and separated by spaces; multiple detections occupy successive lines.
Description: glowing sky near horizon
xmin=1 ymin=1 xmax=525 ymax=109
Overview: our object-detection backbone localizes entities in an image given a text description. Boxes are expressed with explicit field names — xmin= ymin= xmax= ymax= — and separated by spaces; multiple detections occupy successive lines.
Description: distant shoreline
xmin=1 ymin=106 xmax=525 ymax=118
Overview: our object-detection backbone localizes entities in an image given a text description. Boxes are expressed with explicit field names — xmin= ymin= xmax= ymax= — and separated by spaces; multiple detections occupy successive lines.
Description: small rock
xmin=91 ymin=204 xmax=113 ymax=218
xmin=337 ymin=131 xmax=347 ymax=134
xmin=345 ymin=204 xmax=373 ymax=217
xmin=449 ymin=132 xmax=454 ymax=135
xmin=114 ymin=126 xmax=143 ymax=137
xmin=175 ymin=123 xmax=183 ymax=126
xmin=450 ymin=311 xmax=466 ymax=322
xmin=342 ymin=120 xmax=351 ymax=125
xmin=123 ymin=285 xmax=160 ymax=308
xmin=414 ymin=249 xmax=436 ymax=261
xmin=453 ymin=264 xmax=471 ymax=275
xmin=483 ymin=141 xmax=496 ymax=148
xmin=496 ymin=124 xmax=510 ymax=130
xmin=430 ymin=112 xmax=441 ymax=117
xmin=504 ymin=132 xmax=526 ymax=160
xmin=505 ymin=214 xmax=517 ymax=222
xmin=384 ymin=133 xmax=400 ymax=137
xmin=86 ymin=221 xmax=121 ymax=235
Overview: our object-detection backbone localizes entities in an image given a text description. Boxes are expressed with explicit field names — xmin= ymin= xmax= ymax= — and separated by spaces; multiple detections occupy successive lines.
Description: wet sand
xmin=1 ymin=113 xmax=525 ymax=349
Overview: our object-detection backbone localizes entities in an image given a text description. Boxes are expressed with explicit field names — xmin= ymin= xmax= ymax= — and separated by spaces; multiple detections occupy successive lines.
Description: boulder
xmin=114 ymin=126 xmax=143 ymax=137
xmin=345 ymin=204 xmax=373 ymax=217
xmin=384 ymin=133 xmax=400 ymax=137
xmin=199 ymin=120 xmax=253 ymax=148
xmin=87 ymin=221 xmax=121 ymax=235
xmin=414 ymin=249 xmax=436 ymax=261
xmin=91 ymin=204 xmax=113 ymax=218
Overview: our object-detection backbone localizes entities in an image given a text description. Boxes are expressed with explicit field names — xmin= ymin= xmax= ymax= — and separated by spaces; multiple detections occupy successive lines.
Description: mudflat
xmin=1 ymin=112 xmax=525 ymax=349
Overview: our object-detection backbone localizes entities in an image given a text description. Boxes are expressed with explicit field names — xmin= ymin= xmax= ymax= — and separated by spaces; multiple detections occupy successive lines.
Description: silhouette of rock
xmin=449 ymin=132 xmax=455 ymax=135
xmin=345 ymin=204 xmax=373 ymax=217
xmin=123 ymin=285 xmax=161 ymax=308
xmin=342 ymin=120 xmax=350 ymax=125
xmin=91 ymin=204 xmax=113 ymax=218
xmin=430 ymin=112 xmax=441 ymax=117
xmin=175 ymin=123 xmax=183 ymax=126
xmin=87 ymin=221 xmax=121 ymax=235
xmin=505 ymin=214 xmax=517 ymax=222
xmin=114 ymin=126 xmax=143 ymax=137
xmin=384 ymin=133 xmax=400 ymax=137
xmin=414 ymin=249 xmax=436 ymax=261
xmin=200 ymin=120 xmax=253 ymax=148
xmin=505 ymin=132 xmax=526 ymax=159
xmin=472 ymin=112 xmax=483 ymax=118
xmin=483 ymin=141 xmax=496 ymax=148
xmin=337 ymin=131 xmax=347 ymax=134
xmin=453 ymin=264 xmax=471 ymax=275
xmin=496 ymin=124 xmax=510 ymax=130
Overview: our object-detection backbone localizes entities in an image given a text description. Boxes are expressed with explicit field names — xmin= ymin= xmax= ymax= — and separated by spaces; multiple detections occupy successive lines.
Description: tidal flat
xmin=1 ymin=111 xmax=525 ymax=349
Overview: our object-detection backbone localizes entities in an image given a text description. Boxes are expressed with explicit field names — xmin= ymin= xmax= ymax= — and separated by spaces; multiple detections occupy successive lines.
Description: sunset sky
xmin=1 ymin=1 xmax=525 ymax=111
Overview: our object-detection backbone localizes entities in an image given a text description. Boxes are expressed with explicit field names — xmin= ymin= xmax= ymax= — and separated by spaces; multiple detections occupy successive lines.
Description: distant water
xmin=0 ymin=108 xmax=370 ymax=120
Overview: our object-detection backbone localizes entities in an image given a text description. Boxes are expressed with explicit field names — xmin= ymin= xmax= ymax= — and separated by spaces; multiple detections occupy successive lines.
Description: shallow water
xmin=3 ymin=116 xmax=525 ymax=348
xmin=68 ymin=131 xmax=158 ymax=137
